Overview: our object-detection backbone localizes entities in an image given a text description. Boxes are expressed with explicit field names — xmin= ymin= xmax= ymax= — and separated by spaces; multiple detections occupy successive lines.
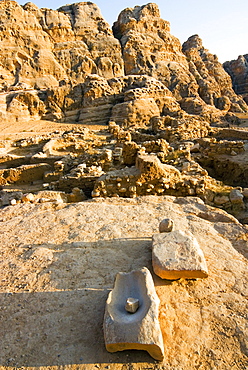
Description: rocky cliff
xmin=0 ymin=1 xmax=246 ymax=123
xmin=0 ymin=1 xmax=124 ymax=88
xmin=224 ymin=55 xmax=248 ymax=104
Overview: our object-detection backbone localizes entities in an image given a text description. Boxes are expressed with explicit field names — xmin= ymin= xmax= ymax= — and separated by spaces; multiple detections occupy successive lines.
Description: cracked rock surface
xmin=0 ymin=195 xmax=247 ymax=369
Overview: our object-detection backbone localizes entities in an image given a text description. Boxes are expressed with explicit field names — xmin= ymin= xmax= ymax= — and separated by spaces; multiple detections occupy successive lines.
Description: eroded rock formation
xmin=182 ymin=35 xmax=247 ymax=113
xmin=224 ymin=54 xmax=248 ymax=103
xmin=0 ymin=1 xmax=246 ymax=124
xmin=0 ymin=0 xmax=124 ymax=89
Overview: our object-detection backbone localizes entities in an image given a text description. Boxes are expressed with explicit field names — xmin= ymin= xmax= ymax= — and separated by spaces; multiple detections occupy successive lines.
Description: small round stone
xmin=159 ymin=218 xmax=174 ymax=233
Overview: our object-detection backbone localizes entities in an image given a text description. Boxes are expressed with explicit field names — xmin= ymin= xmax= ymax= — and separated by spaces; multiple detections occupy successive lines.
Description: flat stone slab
xmin=103 ymin=267 xmax=164 ymax=361
xmin=152 ymin=230 xmax=208 ymax=280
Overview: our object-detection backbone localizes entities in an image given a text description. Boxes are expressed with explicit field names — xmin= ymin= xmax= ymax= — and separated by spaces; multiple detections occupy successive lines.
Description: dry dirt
xmin=0 ymin=114 xmax=247 ymax=141
xmin=0 ymin=119 xmax=108 ymax=141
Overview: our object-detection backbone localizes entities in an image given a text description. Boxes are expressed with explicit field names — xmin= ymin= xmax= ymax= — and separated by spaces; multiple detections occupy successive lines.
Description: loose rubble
xmin=2 ymin=122 xmax=248 ymax=222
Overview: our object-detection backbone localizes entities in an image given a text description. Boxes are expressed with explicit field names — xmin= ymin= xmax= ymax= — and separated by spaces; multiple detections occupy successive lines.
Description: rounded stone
xmin=21 ymin=193 xmax=35 ymax=203
xmin=159 ymin=218 xmax=174 ymax=233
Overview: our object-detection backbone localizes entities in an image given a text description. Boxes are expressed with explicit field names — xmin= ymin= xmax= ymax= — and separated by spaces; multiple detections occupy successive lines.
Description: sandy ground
xmin=0 ymin=114 xmax=248 ymax=141
xmin=0 ymin=119 xmax=107 ymax=141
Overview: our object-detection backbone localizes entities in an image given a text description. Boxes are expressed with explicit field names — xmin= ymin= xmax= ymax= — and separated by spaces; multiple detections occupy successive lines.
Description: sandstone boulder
xmin=111 ymin=98 xmax=160 ymax=128
xmin=152 ymin=229 xmax=208 ymax=280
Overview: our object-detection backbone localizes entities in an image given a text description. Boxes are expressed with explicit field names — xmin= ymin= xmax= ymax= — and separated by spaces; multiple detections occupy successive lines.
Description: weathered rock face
xmin=182 ymin=35 xmax=247 ymax=113
xmin=113 ymin=4 xmax=247 ymax=114
xmin=0 ymin=0 xmax=124 ymax=121
xmin=224 ymin=54 xmax=248 ymax=103
xmin=0 ymin=0 xmax=124 ymax=89
xmin=0 ymin=1 xmax=246 ymax=123
xmin=113 ymin=3 xmax=198 ymax=99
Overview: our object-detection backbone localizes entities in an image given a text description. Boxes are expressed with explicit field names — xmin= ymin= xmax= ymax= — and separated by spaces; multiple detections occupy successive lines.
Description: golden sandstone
xmin=0 ymin=2 xmax=248 ymax=368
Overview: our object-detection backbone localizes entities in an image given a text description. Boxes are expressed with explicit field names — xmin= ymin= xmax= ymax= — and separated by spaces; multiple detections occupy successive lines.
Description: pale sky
xmin=17 ymin=0 xmax=247 ymax=63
